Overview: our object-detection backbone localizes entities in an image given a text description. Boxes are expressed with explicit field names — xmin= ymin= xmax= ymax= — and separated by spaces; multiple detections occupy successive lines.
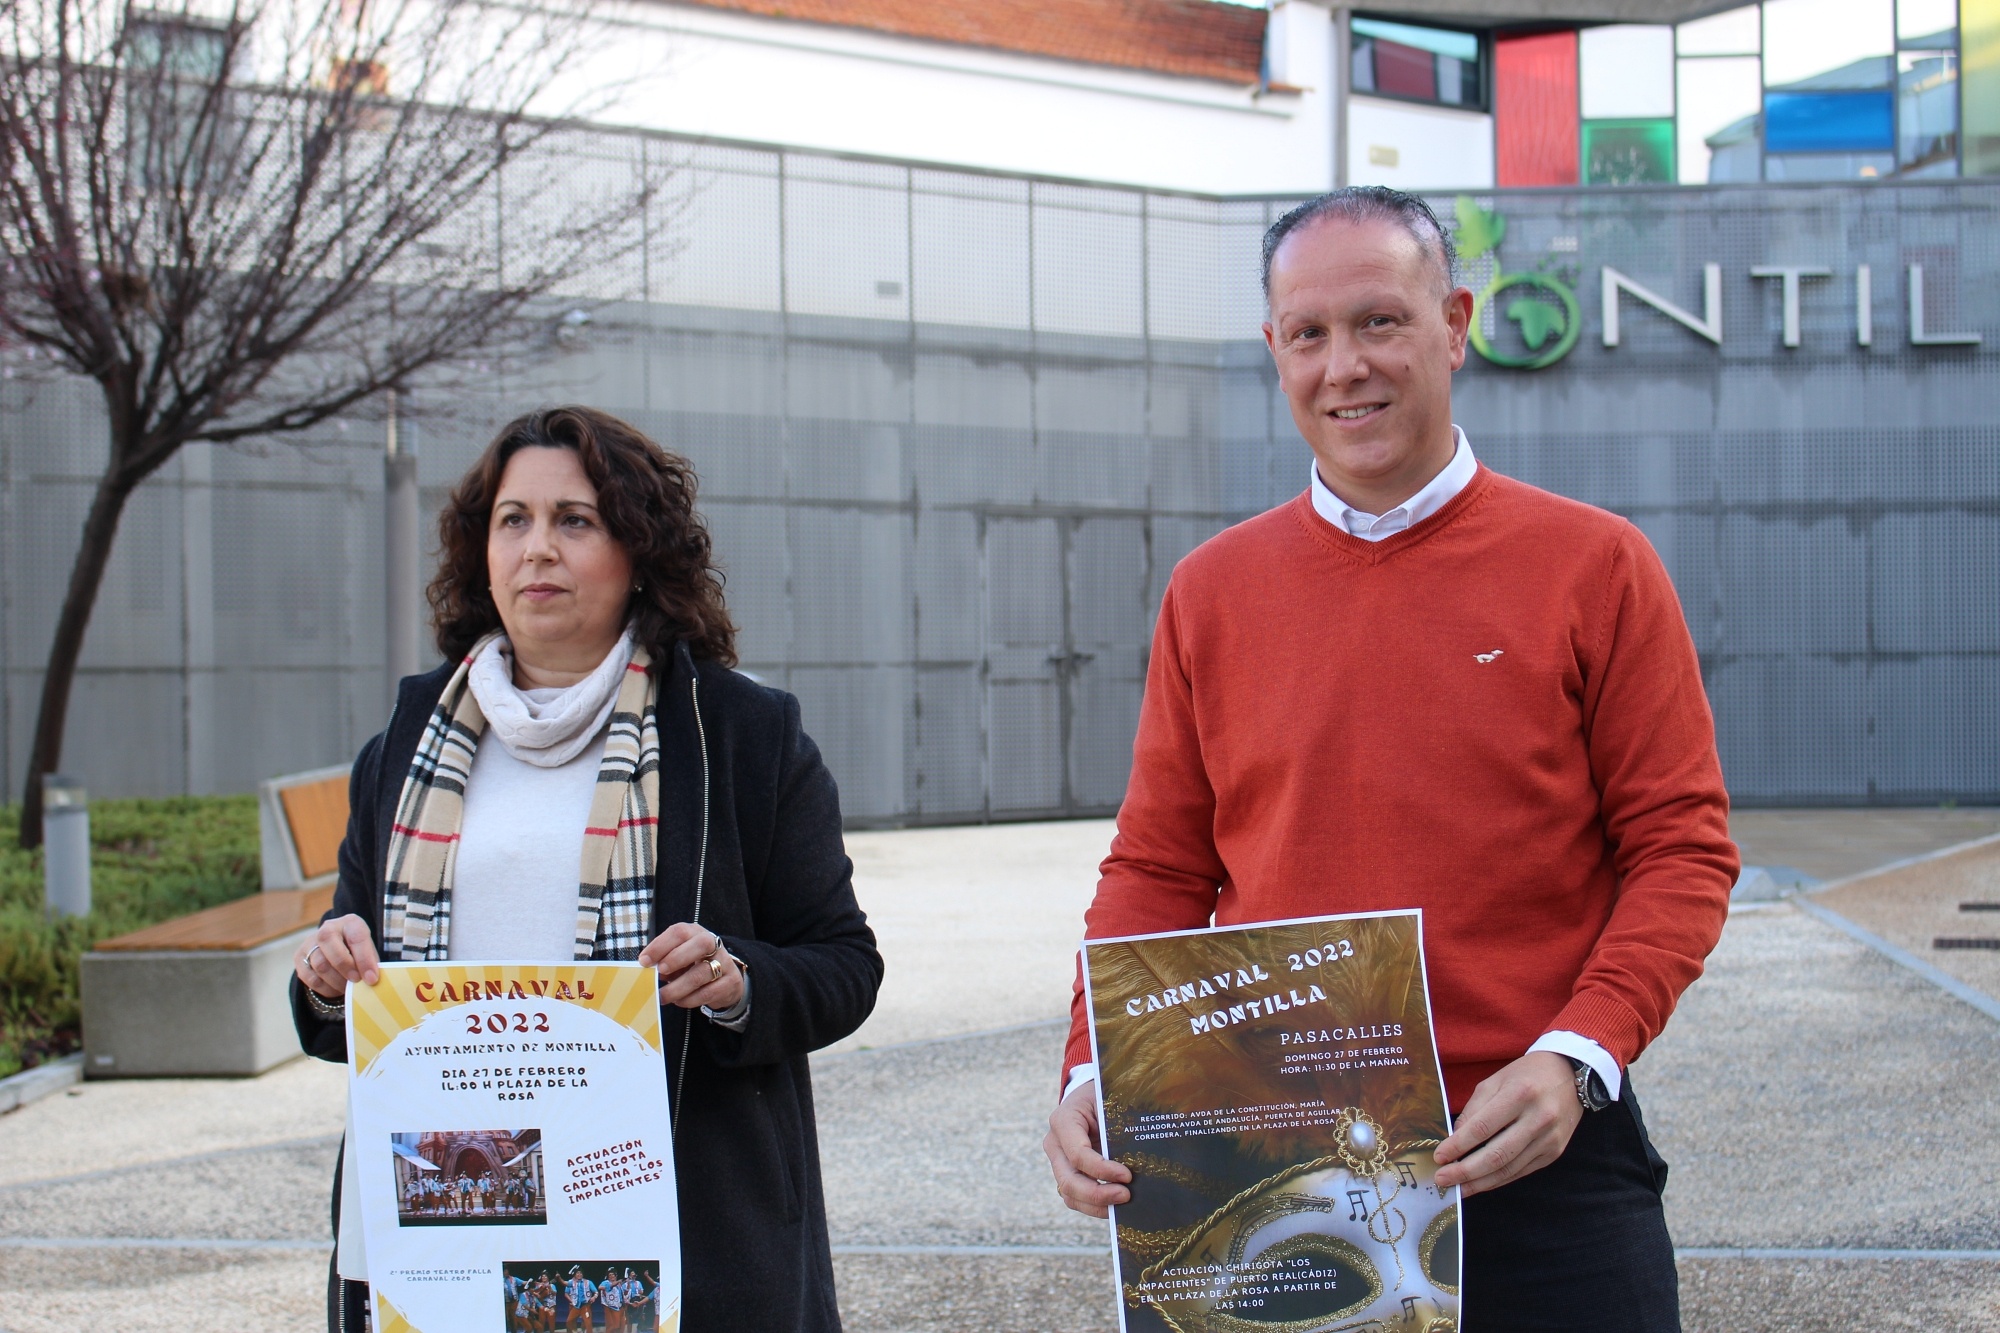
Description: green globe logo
xmin=1469 ymin=271 xmax=1581 ymax=369
xmin=1452 ymin=197 xmax=1581 ymax=371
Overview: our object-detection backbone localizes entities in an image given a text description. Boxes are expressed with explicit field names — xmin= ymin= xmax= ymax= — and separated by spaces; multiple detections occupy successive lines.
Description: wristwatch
xmin=1567 ymin=1057 xmax=1612 ymax=1112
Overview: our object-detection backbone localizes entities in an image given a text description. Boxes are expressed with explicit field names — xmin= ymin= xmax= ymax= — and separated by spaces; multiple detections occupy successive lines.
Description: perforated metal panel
xmin=1 ymin=133 xmax=1993 ymax=815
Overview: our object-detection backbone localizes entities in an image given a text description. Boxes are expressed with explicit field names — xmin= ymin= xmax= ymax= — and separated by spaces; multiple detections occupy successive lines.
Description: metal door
xmin=980 ymin=512 xmax=1150 ymax=818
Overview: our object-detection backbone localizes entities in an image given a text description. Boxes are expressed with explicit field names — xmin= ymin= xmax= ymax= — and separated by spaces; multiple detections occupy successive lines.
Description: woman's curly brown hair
xmin=429 ymin=406 xmax=737 ymax=670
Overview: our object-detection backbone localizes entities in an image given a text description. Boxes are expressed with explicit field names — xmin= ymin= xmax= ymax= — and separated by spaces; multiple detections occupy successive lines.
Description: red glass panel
xmin=1374 ymin=40 xmax=1438 ymax=101
xmin=1495 ymin=31 xmax=1579 ymax=186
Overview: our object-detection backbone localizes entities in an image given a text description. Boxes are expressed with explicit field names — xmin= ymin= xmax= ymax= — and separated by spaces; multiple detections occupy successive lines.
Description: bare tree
xmin=0 ymin=0 xmax=656 ymax=845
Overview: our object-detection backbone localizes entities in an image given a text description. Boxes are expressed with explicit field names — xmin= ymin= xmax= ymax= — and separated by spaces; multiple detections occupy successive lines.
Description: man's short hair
xmin=1260 ymin=186 xmax=1459 ymax=299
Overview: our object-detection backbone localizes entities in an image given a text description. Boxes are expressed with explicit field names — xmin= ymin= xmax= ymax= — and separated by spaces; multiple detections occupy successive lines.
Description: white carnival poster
xmin=345 ymin=962 xmax=681 ymax=1333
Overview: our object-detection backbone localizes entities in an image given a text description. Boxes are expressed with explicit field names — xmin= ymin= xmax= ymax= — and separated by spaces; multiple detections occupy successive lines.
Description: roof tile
xmin=670 ymin=0 xmax=1270 ymax=86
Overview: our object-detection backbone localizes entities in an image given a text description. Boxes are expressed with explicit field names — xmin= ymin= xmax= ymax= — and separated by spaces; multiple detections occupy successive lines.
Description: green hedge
xmin=0 ymin=795 xmax=261 ymax=1078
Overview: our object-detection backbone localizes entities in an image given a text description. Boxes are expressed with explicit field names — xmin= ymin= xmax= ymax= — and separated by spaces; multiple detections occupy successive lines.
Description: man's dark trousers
xmin=1462 ymin=1082 xmax=1679 ymax=1332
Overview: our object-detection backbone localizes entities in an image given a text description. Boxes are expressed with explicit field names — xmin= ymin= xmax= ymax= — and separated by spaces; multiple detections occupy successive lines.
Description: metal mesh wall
xmin=1 ymin=131 xmax=1993 ymax=814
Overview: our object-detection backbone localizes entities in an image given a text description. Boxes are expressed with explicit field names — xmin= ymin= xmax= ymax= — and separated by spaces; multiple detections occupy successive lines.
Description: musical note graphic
xmin=1346 ymin=1190 xmax=1369 ymax=1221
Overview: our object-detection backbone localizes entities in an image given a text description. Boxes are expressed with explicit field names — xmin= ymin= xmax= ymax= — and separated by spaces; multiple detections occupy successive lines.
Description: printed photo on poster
xmin=501 ymin=1261 xmax=664 ymax=1332
xmin=1084 ymin=911 xmax=1459 ymax=1333
xmin=392 ymin=1129 xmax=547 ymax=1226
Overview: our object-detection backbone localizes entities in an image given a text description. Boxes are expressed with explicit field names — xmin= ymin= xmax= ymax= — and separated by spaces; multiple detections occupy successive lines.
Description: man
xmin=505 ymin=1272 xmax=530 ymax=1332
xmin=1043 ymin=186 xmax=1736 ymax=1330
xmin=620 ymin=1268 xmax=649 ymax=1331
xmin=562 ymin=1267 xmax=596 ymax=1331
xmin=598 ymin=1266 xmax=626 ymax=1331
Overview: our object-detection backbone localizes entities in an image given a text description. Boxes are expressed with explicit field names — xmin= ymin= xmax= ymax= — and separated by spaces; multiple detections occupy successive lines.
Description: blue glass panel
xmin=1764 ymin=90 xmax=1896 ymax=150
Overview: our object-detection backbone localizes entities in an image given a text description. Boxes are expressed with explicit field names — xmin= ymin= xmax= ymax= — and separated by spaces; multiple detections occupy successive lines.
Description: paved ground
xmin=2 ymin=810 xmax=1997 ymax=1332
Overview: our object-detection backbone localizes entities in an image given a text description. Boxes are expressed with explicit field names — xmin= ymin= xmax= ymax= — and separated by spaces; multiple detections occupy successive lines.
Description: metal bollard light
xmin=42 ymin=773 xmax=91 ymax=919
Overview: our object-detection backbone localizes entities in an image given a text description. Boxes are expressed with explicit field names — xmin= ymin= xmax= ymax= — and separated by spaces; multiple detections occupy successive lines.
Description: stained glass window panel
xmin=1898 ymin=0 xmax=1958 ymax=44
xmin=1496 ymin=30 xmax=1579 ymax=186
xmin=1678 ymin=56 xmax=1764 ymax=182
xmin=1899 ymin=50 xmax=1960 ymax=172
xmin=1764 ymin=0 xmax=1894 ymax=87
xmin=1581 ymin=26 xmax=1677 ymax=118
xmin=1765 ymin=90 xmax=1896 ymax=150
xmin=1678 ymin=5 xmax=1762 ymax=56
xmin=1582 ymin=119 xmax=1676 ymax=184
xmin=1966 ymin=0 xmax=2000 ymax=173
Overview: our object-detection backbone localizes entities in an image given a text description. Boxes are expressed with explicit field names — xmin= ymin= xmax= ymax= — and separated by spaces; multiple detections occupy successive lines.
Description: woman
xmin=292 ymin=406 xmax=881 ymax=1332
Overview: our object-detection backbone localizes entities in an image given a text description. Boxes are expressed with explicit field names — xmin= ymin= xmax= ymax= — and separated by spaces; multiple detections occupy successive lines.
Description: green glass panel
xmin=1968 ymin=0 xmax=2000 ymax=174
xmin=1582 ymin=119 xmax=1678 ymax=183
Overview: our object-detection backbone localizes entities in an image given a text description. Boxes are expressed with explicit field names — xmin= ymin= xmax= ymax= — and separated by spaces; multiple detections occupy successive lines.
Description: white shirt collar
xmin=1309 ymin=427 xmax=1477 ymax=541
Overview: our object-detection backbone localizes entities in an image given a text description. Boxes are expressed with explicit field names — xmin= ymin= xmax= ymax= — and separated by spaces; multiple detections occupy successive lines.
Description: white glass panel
xmin=1898 ymin=0 xmax=1958 ymax=42
xmin=1581 ymin=25 xmax=1677 ymax=117
xmin=1350 ymin=17 xmax=1478 ymax=62
xmin=1679 ymin=5 xmax=1762 ymax=55
xmin=1764 ymin=0 xmax=1894 ymax=87
xmin=1898 ymin=48 xmax=1959 ymax=169
xmin=1677 ymin=56 xmax=1765 ymax=181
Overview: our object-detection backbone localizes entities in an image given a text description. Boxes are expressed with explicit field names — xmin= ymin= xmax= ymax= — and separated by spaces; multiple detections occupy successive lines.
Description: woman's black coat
xmin=292 ymin=643 xmax=883 ymax=1333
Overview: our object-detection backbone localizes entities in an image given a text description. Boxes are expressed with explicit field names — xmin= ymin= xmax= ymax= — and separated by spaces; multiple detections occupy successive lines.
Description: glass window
xmin=1898 ymin=0 xmax=1958 ymax=44
xmin=1704 ymin=112 xmax=1765 ymax=181
xmin=1580 ymin=25 xmax=1676 ymax=118
xmin=1764 ymin=151 xmax=1898 ymax=177
xmin=1496 ymin=30 xmax=1580 ymax=187
xmin=1350 ymin=17 xmax=1484 ymax=109
xmin=1899 ymin=49 xmax=1960 ymax=172
xmin=1764 ymin=0 xmax=1894 ymax=87
xmin=1678 ymin=55 xmax=1764 ymax=181
xmin=125 ymin=12 xmax=230 ymax=78
xmin=1968 ymin=0 xmax=2000 ymax=175
xmin=1679 ymin=5 xmax=1761 ymax=56
xmin=1766 ymin=89 xmax=1897 ymax=149
xmin=1582 ymin=119 xmax=1676 ymax=183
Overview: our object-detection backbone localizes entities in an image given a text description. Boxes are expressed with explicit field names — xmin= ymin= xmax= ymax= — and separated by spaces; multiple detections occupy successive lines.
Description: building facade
xmin=565 ymin=0 xmax=2000 ymax=196
xmin=0 ymin=0 xmax=1993 ymax=817
xmin=2 ymin=130 xmax=1991 ymax=814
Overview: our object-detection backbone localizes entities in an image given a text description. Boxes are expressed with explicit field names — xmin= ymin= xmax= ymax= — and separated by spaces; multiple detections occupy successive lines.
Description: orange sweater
xmin=1065 ymin=468 xmax=1738 ymax=1110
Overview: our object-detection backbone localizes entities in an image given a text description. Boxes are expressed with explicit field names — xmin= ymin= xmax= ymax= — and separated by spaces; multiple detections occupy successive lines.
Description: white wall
xmin=546 ymin=0 xmax=1336 ymax=196
xmin=1345 ymin=95 xmax=1494 ymax=190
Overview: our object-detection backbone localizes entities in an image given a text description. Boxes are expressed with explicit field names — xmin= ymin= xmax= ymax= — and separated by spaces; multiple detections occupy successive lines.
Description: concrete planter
xmin=80 ymin=888 xmax=333 ymax=1079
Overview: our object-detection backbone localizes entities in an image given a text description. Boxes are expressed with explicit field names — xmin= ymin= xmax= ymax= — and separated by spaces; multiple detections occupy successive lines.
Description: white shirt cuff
xmin=1062 ymin=1061 xmax=1098 ymax=1104
xmin=1528 ymin=1030 xmax=1622 ymax=1101
xmin=701 ymin=973 xmax=752 ymax=1032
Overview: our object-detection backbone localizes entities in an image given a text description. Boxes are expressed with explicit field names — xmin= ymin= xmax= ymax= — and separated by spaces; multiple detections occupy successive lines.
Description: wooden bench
xmin=80 ymin=764 xmax=352 ymax=1077
xmin=259 ymin=765 xmax=349 ymax=890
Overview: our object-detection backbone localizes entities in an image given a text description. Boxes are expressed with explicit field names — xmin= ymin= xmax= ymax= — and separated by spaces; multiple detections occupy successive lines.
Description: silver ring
xmin=306 ymin=944 xmax=324 ymax=967
xmin=702 ymin=933 xmax=722 ymax=960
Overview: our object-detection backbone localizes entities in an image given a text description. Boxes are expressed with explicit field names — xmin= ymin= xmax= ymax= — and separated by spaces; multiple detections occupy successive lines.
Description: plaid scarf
xmin=381 ymin=631 xmax=661 ymax=962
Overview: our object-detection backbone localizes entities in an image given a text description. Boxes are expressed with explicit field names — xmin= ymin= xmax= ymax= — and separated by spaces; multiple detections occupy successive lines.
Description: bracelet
xmin=303 ymin=984 xmax=346 ymax=1020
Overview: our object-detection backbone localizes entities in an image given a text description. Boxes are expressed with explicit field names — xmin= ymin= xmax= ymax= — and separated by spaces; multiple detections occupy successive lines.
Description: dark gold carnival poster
xmin=1083 ymin=911 xmax=1459 ymax=1333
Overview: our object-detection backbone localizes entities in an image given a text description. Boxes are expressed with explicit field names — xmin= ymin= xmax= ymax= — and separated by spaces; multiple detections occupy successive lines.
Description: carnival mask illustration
xmin=1134 ymin=1110 xmax=1459 ymax=1333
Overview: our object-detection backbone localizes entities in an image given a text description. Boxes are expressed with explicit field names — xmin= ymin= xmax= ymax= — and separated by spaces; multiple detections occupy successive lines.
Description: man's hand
xmin=1043 ymin=1081 xmax=1133 ymax=1219
xmin=1433 ymin=1051 xmax=1585 ymax=1197
xmin=294 ymin=913 xmax=380 ymax=999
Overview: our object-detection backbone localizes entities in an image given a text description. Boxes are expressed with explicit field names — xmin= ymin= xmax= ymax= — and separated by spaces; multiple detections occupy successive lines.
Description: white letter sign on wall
xmin=1908 ymin=264 xmax=1983 ymax=346
xmin=1749 ymin=267 xmax=1832 ymax=347
xmin=1602 ymin=265 xmax=1723 ymax=347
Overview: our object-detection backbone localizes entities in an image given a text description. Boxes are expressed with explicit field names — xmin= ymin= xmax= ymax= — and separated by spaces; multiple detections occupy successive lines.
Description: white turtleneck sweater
xmin=448 ymin=693 xmax=610 ymax=962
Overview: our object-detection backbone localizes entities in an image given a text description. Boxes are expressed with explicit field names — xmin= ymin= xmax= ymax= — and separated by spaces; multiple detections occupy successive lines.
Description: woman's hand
xmin=638 ymin=922 xmax=745 ymax=1011
xmin=294 ymin=914 xmax=381 ymax=999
